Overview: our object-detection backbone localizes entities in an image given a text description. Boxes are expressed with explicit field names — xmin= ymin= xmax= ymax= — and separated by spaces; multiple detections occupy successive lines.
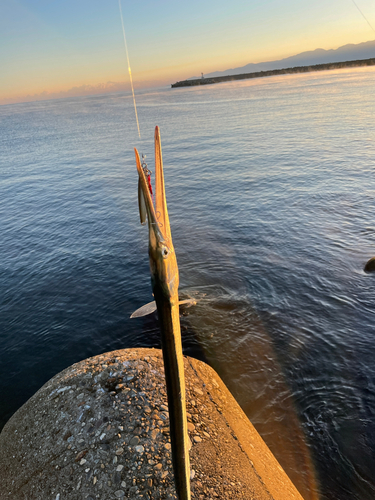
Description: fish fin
xmin=130 ymin=298 xmax=197 ymax=318
xmin=130 ymin=301 xmax=157 ymax=318
xmin=178 ymin=299 xmax=197 ymax=307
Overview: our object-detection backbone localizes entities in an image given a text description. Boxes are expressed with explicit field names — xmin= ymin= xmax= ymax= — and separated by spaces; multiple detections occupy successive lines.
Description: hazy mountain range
xmin=195 ymin=39 xmax=375 ymax=79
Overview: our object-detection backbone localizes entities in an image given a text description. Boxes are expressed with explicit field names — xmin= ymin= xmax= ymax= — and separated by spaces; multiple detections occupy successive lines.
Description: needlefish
xmin=133 ymin=126 xmax=191 ymax=500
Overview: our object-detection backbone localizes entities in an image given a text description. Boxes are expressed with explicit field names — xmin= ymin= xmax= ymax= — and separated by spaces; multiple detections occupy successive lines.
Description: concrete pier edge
xmin=0 ymin=348 xmax=305 ymax=500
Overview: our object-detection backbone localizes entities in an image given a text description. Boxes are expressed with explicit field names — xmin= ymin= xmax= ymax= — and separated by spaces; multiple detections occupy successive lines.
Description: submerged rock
xmin=0 ymin=348 xmax=304 ymax=500
xmin=364 ymin=257 xmax=375 ymax=272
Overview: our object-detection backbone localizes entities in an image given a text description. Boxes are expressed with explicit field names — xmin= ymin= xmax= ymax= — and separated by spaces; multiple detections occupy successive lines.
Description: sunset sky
xmin=1 ymin=0 xmax=375 ymax=104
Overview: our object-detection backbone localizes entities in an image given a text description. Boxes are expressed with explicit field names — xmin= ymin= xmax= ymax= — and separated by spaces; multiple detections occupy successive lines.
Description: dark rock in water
xmin=364 ymin=257 xmax=375 ymax=272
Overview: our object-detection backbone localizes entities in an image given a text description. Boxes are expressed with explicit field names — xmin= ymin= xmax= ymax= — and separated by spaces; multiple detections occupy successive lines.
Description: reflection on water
xmin=181 ymin=292 xmax=318 ymax=500
xmin=1 ymin=67 xmax=375 ymax=500
xmin=175 ymin=223 xmax=319 ymax=499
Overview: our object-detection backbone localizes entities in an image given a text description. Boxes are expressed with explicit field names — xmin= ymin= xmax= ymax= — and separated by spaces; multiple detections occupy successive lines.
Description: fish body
xmin=134 ymin=127 xmax=191 ymax=500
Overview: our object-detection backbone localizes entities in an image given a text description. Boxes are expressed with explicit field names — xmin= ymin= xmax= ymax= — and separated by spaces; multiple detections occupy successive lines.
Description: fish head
xmin=135 ymin=126 xmax=179 ymax=303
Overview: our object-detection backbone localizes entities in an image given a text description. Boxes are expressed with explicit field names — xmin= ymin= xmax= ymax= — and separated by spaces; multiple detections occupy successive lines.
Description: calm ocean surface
xmin=1 ymin=67 xmax=375 ymax=499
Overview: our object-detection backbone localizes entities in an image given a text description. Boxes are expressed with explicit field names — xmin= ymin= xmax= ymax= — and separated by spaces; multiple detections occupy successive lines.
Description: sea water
xmin=1 ymin=67 xmax=375 ymax=500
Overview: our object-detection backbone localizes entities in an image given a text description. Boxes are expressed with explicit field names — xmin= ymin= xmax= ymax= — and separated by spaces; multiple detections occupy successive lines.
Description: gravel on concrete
xmin=0 ymin=348 xmax=304 ymax=500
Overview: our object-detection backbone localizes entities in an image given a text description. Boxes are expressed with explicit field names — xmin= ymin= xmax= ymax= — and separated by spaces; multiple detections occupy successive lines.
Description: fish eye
xmin=161 ymin=246 xmax=169 ymax=258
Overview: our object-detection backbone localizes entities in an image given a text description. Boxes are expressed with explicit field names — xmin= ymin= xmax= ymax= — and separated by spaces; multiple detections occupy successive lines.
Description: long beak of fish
xmin=135 ymin=126 xmax=172 ymax=247
xmin=134 ymin=126 xmax=191 ymax=500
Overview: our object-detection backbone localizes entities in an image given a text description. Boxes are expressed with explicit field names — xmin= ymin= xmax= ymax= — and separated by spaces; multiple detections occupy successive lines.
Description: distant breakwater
xmin=171 ymin=57 xmax=375 ymax=88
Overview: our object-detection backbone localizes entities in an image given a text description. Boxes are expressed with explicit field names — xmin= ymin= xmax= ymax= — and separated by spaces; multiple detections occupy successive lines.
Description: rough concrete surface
xmin=0 ymin=348 xmax=304 ymax=500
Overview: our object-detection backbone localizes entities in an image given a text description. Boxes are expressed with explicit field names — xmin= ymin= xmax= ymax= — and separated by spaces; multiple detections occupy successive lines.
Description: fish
xmin=134 ymin=126 xmax=191 ymax=500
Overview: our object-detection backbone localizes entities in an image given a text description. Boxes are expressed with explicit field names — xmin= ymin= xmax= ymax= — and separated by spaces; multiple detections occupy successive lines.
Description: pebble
xmin=115 ymin=448 xmax=124 ymax=456
xmin=116 ymin=465 xmax=124 ymax=471
xmin=114 ymin=490 xmax=125 ymax=498
xmin=193 ymin=436 xmax=202 ymax=443
xmin=75 ymin=450 xmax=88 ymax=462
xmin=135 ymin=445 xmax=144 ymax=453
xmin=187 ymin=422 xmax=195 ymax=432
xmin=150 ymin=429 xmax=159 ymax=440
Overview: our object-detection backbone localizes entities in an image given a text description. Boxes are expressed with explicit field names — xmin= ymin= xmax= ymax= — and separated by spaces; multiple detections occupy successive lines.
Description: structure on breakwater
xmin=171 ymin=57 xmax=375 ymax=88
xmin=0 ymin=348 xmax=312 ymax=500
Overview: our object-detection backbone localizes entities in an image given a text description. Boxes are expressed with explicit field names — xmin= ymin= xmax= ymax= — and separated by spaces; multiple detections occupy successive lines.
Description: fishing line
xmin=118 ymin=0 xmax=142 ymax=139
xmin=350 ymin=0 xmax=375 ymax=33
